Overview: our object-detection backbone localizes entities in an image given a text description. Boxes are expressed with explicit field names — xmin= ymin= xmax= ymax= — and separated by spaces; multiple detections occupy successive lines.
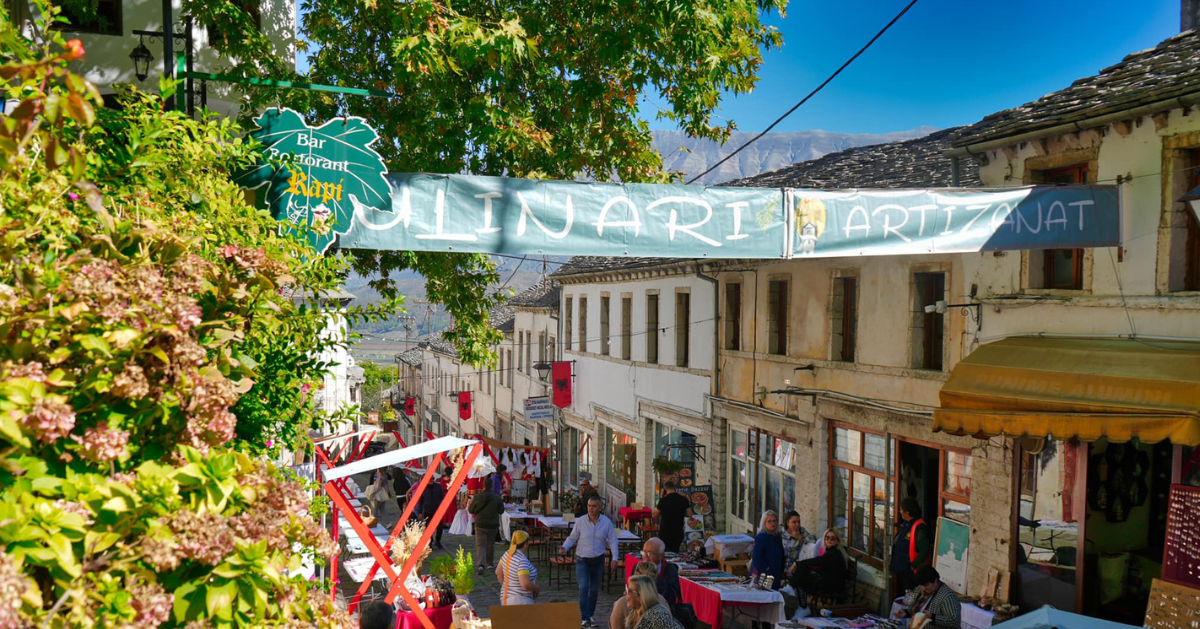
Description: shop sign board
xmin=524 ymin=396 xmax=555 ymax=422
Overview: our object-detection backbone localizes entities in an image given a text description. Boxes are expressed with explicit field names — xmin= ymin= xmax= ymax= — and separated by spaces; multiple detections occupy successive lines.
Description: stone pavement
xmin=335 ymin=498 xmax=624 ymax=623
xmin=335 ymin=496 xmax=756 ymax=628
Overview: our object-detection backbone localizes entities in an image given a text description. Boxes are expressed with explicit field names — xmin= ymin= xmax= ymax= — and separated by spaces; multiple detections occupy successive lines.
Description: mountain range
xmin=652 ymin=126 xmax=938 ymax=185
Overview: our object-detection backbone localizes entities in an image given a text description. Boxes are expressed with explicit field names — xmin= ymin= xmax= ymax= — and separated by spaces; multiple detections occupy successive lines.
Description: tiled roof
xmin=953 ymin=30 xmax=1200 ymax=147
xmin=397 ymin=348 xmax=423 ymax=366
xmin=420 ymin=333 xmax=458 ymax=358
xmin=551 ymin=256 xmax=695 ymax=278
xmin=507 ymin=278 xmax=561 ymax=310
xmin=489 ymin=304 xmax=515 ymax=328
xmin=724 ymin=126 xmax=982 ymax=189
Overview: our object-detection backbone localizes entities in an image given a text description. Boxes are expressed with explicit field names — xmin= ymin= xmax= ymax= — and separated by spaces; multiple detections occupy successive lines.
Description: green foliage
xmin=451 ymin=547 xmax=476 ymax=595
xmin=360 ymin=360 xmax=396 ymax=409
xmin=0 ymin=4 xmax=370 ymax=626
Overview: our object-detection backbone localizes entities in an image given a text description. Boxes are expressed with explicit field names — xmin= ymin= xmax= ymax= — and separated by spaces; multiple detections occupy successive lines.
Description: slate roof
xmin=551 ymin=256 xmax=695 ymax=278
xmin=397 ymin=348 xmax=423 ymax=366
xmin=420 ymin=333 xmax=458 ymax=358
xmin=953 ymin=30 xmax=1200 ymax=147
xmin=725 ymin=126 xmax=982 ymax=189
xmin=507 ymin=278 xmax=561 ymax=310
xmin=489 ymin=304 xmax=515 ymax=329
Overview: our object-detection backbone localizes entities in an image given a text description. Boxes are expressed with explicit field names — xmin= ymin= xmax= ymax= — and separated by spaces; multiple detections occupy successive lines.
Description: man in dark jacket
xmin=392 ymin=466 xmax=412 ymax=514
xmin=891 ymin=498 xmax=932 ymax=592
xmin=414 ymin=477 xmax=447 ymax=549
xmin=468 ymin=474 xmax=505 ymax=570
xmin=573 ymin=477 xmax=601 ymax=518
xmin=642 ymin=537 xmax=681 ymax=608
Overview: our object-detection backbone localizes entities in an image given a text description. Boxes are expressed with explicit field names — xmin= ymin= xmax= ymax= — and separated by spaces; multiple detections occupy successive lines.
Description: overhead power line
xmin=686 ymin=0 xmax=922 ymax=185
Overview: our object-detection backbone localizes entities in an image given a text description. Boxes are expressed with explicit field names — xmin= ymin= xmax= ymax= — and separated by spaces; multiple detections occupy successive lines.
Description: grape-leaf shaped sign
xmin=235 ymin=108 xmax=392 ymax=253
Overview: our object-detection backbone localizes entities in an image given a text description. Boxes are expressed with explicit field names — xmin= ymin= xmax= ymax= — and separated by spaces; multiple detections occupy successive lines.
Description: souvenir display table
xmin=888 ymin=597 xmax=996 ymax=629
xmin=623 ymin=553 xmax=784 ymax=629
xmin=395 ymin=603 xmax=455 ymax=629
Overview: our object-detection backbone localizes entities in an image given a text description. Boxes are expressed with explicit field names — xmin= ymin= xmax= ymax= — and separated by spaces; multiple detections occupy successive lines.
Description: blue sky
xmin=655 ymin=0 xmax=1182 ymax=134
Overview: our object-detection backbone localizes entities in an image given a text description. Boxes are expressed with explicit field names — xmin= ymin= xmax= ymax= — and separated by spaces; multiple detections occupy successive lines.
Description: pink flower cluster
xmin=0 ymin=551 xmax=28 ymax=629
xmin=165 ymin=510 xmax=235 ymax=566
xmin=4 ymin=361 xmax=45 ymax=382
xmin=76 ymin=422 xmax=130 ymax=463
xmin=21 ymin=397 xmax=76 ymax=443
xmin=129 ymin=582 xmax=173 ymax=627
xmin=180 ymin=371 xmax=239 ymax=452
xmin=221 ymin=245 xmax=267 ymax=270
xmin=112 ymin=363 xmax=150 ymax=399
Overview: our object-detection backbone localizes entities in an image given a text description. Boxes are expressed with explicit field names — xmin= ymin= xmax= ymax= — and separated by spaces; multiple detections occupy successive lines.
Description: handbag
xmin=671 ymin=603 xmax=698 ymax=629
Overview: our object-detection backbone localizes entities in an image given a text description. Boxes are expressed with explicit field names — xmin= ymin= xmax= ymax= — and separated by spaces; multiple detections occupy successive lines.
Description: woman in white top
xmin=495 ymin=530 xmax=540 ymax=605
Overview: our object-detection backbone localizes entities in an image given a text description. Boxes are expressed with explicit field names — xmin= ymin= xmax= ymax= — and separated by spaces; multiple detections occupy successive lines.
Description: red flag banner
xmin=404 ymin=396 xmax=415 ymax=416
xmin=551 ymin=361 xmax=572 ymax=408
xmin=458 ymin=392 xmax=472 ymax=420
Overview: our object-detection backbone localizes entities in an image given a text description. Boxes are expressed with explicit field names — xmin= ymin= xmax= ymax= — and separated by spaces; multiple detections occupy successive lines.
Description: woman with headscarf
xmin=495 ymin=530 xmax=540 ymax=605
xmin=624 ymin=575 xmax=683 ymax=629
xmin=609 ymin=562 xmax=671 ymax=629
xmin=790 ymin=528 xmax=850 ymax=605
xmin=781 ymin=511 xmax=816 ymax=575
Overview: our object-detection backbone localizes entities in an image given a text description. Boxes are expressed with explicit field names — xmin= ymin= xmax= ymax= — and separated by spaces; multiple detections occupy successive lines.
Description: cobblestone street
xmin=336 ymin=500 xmax=624 ymax=623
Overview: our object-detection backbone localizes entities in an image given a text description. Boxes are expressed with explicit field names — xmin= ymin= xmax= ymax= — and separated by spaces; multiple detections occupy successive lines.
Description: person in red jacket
xmin=890 ymin=498 xmax=932 ymax=592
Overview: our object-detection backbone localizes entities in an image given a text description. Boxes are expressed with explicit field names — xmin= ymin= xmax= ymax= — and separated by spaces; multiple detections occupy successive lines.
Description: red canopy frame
xmin=322 ymin=436 xmax=482 ymax=629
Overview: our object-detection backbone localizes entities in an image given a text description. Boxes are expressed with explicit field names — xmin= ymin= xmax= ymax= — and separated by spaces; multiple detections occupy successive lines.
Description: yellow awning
xmin=934 ymin=337 xmax=1200 ymax=446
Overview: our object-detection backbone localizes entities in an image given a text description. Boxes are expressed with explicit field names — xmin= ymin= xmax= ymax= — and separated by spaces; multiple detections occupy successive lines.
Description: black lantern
xmin=129 ymin=37 xmax=154 ymax=82
xmin=533 ymin=362 xmax=552 ymax=382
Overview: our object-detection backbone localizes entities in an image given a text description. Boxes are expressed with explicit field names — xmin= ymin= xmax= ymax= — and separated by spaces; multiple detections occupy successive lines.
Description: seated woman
xmin=609 ymin=562 xmax=671 ymax=629
xmin=495 ymin=530 xmax=540 ymax=605
xmin=624 ymin=575 xmax=683 ymax=629
xmin=790 ymin=528 xmax=849 ymax=604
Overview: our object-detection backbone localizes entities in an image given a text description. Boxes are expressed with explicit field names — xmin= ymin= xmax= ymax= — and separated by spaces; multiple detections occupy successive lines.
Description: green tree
xmin=360 ymin=361 xmax=396 ymax=409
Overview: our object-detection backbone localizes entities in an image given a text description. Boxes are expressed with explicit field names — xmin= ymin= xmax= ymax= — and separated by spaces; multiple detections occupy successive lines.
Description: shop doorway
xmin=897 ymin=442 xmax=940 ymax=526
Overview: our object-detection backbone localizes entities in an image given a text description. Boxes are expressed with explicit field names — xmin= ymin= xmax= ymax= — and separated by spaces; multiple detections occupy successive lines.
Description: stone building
xmin=550 ymin=257 xmax=718 ymax=521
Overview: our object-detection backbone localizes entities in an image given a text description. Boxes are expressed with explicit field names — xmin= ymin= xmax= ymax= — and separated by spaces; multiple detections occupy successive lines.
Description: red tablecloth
xmin=395 ymin=603 xmax=455 ymax=629
xmin=619 ymin=507 xmax=651 ymax=526
xmin=623 ymin=554 xmax=770 ymax=629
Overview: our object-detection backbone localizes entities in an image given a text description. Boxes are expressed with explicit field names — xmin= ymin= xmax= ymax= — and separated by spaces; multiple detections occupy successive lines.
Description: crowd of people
xmin=357 ymin=465 xmax=958 ymax=629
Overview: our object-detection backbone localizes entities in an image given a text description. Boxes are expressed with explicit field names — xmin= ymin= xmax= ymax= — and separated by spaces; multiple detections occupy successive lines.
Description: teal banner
xmin=343 ymin=173 xmax=788 ymax=258
xmin=236 ymin=110 xmax=1121 ymax=259
xmin=789 ymin=187 xmax=1120 ymax=258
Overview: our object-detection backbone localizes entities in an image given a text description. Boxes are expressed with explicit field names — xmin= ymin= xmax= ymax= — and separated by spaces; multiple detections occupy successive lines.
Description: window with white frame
xmin=729 ymin=428 xmax=796 ymax=529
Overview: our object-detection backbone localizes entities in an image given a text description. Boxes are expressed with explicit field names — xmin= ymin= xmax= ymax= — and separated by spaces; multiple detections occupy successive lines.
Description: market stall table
xmin=888 ymin=598 xmax=996 ymax=629
xmin=705 ymin=534 xmax=755 ymax=559
xmin=623 ymin=554 xmax=783 ymax=629
xmin=396 ymin=603 xmax=455 ymax=629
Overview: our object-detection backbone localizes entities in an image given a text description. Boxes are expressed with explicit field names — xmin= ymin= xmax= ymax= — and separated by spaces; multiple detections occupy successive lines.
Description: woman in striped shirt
xmin=495 ymin=530 xmax=540 ymax=605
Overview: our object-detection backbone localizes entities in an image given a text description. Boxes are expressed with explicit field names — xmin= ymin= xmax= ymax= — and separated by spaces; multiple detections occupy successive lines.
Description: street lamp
xmin=533 ymin=362 xmax=552 ymax=382
xmin=129 ymin=36 xmax=154 ymax=82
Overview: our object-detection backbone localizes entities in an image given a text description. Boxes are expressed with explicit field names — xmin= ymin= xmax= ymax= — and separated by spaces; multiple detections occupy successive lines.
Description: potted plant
xmin=652 ymin=456 xmax=685 ymax=495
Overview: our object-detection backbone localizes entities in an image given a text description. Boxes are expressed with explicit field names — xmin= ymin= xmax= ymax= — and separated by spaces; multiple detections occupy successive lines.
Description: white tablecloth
xmin=705 ymin=534 xmax=755 ymax=558
xmin=343 ymin=556 xmax=390 ymax=583
xmin=500 ymin=511 xmax=538 ymax=541
xmin=709 ymin=584 xmax=786 ymax=625
xmin=450 ymin=510 xmax=474 ymax=535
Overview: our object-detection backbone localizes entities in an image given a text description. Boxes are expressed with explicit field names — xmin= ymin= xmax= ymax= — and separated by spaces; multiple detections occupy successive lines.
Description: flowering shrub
xmin=0 ymin=4 xmax=439 ymax=626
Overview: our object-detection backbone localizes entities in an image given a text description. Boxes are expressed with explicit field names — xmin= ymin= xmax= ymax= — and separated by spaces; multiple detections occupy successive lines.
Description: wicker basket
xmin=359 ymin=504 xmax=378 ymax=528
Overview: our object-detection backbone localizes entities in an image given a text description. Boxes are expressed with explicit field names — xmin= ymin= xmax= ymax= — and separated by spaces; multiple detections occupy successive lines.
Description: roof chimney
xmin=1185 ymin=0 xmax=1200 ymax=32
